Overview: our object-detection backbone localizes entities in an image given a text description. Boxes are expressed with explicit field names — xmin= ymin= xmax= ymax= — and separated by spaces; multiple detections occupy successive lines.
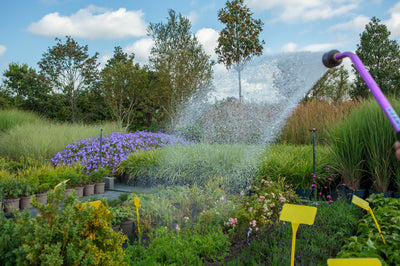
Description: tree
xmin=3 ymin=63 xmax=51 ymax=113
xmin=351 ymin=17 xmax=400 ymax=99
xmin=216 ymin=0 xmax=265 ymax=103
xmin=101 ymin=46 xmax=148 ymax=130
xmin=38 ymin=36 xmax=99 ymax=123
xmin=303 ymin=65 xmax=351 ymax=102
xmin=147 ymin=9 xmax=214 ymax=126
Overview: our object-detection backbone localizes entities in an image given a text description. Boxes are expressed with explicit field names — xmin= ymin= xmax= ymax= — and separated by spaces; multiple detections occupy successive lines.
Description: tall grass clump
xmin=279 ymin=100 xmax=359 ymax=145
xmin=0 ymin=109 xmax=43 ymax=132
xmin=328 ymin=99 xmax=400 ymax=192
xmin=0 ymin=120 xmax=121 ymax=160
xmin=118 ymin=143 xmax=262 ymax=192
xmin=258 ymin=144 xmax=332 ymax=189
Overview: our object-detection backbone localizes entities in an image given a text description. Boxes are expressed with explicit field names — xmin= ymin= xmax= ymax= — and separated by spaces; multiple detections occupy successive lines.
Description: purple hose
xmin=326 ymin=51 xmax=400 ymax=138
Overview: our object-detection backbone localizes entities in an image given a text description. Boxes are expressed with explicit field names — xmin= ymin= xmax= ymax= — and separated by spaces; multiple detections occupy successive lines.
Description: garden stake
xmin=351 ymin=195 xmax=386 ymax=244
xmin=309 ymin=128 xmax=317 ymax=201
xmin=323 ymin=50 xmax=400 ymax=140
xmin=327 ymin=258 xmax=381 ymax=266
xmin=99 ymin=128 xmax=103 ymax=167
xmin=134 ymin=197 xmax=140 ymax=233
xmin=279 ymin=203 xmax=317 ymax=266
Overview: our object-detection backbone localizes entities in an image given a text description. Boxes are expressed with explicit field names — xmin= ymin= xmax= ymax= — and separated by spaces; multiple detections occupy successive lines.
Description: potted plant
xmin=19 ymin=178 xmax=35 ymax=209
xmin=90 ymin=167 xmax=108 ymax=194
xmin=110 ymin=205 xmax=134 ymax=236
xmin=0 ymin=176 xmax=23 ymax=212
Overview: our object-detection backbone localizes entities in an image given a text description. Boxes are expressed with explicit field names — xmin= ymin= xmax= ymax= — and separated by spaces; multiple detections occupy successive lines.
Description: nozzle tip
xmin=322 ymin=50 xmax=342 ymax=68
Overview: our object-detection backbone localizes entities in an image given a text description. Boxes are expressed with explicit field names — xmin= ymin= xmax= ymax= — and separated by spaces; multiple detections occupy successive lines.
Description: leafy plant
xmin=337 ymin=194 xmax=400 ymax=265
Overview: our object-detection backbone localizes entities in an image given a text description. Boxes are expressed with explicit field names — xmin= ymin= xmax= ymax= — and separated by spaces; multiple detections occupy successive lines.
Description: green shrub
xmin=124 ymin=221 xmax=230 ymax=265
xmin=258 ymin=144 xmax=333 ymax=188
xmin=0 ymin=109 xmax=43 ymax=133
xmin=119 ymin=144 xmax=261 ymax=192
xmin=0 ymin=183 xmax=127 ymax=265
xmin=227 ymin=200 xmax=362 ymax=265
xmin=337 ymin=194 xmax=400 ymax=265
xmin=328 ymin=99 xmax=400 ymax=191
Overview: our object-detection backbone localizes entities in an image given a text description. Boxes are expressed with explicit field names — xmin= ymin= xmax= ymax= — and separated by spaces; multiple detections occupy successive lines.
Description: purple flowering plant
xmin=50 ymin=131 xmax=192 ymax=174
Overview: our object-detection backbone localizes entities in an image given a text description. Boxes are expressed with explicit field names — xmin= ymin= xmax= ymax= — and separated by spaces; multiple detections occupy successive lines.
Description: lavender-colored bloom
xmin=50 ymin=131 xmax=192 ymax=173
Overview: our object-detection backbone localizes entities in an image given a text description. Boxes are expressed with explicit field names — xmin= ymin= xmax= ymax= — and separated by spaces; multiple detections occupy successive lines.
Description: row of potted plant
xmin=0 ymin=164 xmax=109 ymax=212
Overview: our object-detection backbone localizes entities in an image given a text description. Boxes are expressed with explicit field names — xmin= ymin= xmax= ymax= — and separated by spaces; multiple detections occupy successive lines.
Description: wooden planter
xmin=120 ymin=220 xmax=134 ymax=236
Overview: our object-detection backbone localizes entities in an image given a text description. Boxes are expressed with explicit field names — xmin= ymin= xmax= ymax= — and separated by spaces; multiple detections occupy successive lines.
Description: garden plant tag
xmin=279 ymin=204 xmax=317 ymax=266
xmin=327 ymin=258 xmax=381 ymax=266
xmin=134 ymin=197 xmax=140 ymax=233
xmin=351 ymin=195 xmax=386 ymax=244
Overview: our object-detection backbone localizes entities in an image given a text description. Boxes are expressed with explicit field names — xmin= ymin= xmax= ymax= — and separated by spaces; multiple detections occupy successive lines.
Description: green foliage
xmin=0 ymin=109 xmax=43 ymax=133
xmin=0 ymin=117 xmax=120 ymax=160
xmin=351 ymin=17 xmax=400 ymax=99
xmin=227 ymin=200 xmax=362 ymax=265
xmin=2 ymin=63 xmax=51 ymax=113
xmin=38 ymin=36 xmax=100 ymax=124
xmin=0 ymin=183 xmax=127 ymax=265
xmin=124 ymin=221 xmax=230 ymax=265
xmin=147 ymin=9 xmax=214 ymax=124
xmin=304 ymin=65 xmax=351 ymax=103
xmin=118 ymin=143 xmax=260 ymax=192
xmin=328 ymin=99 xmax=400 ymax=191
xmin=101 ymin=47 xmax=149 ymax=130
xmin=337 ymin=194 xmax=400 ymax=265
xmin=258 ymin=144 xmax=332 ymax=188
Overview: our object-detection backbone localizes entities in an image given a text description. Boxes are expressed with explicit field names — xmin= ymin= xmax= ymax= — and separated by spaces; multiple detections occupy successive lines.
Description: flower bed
xmin=50 ymin=131 xmax=192 ymax=173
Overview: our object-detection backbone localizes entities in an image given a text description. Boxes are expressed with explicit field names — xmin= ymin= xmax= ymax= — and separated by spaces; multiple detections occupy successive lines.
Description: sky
xmin=1 ymin=0 xmax=400 ymax=91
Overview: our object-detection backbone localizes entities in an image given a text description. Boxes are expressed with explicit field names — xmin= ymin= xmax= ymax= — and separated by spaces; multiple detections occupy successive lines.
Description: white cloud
xmin=281 ymin=42 xmax=339 ymax=52
xmin=195 ymin=28 xmax=219 ymax=59
xmin=385 ymin=2 xmax=400 ymax=38
xmin=125 ymin=38 xmax=154 ymax=65
xmin=329 ymin=15 xmax=370 ymax=32
xmin=246 ymin=0 xmax=358 ymax=23
xmin=282 ymin=42 xmax=298 ymax=52
xmin=27 ymin=5 xmax=147 ymax=39
xmin=0 ymin=45 xmax=6 ymax=58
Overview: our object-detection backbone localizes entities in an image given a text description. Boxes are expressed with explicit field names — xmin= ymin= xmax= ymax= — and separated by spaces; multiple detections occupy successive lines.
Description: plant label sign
xmin=280 ymin=204 xmax=317 ymax=266
xmin=352 ymin=195 xmax=386 ymax=244
xmin=327 ymin=258 xmax=381 ymax=266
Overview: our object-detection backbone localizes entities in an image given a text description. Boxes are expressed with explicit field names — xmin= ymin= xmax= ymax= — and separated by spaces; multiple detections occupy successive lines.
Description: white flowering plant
xmin=229 ymin=177 xmax=300 ymax=235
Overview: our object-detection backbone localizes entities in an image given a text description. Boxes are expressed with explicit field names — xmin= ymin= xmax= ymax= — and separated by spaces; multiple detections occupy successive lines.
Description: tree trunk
xmin=238 ymin=69 xmax=242 ymax=103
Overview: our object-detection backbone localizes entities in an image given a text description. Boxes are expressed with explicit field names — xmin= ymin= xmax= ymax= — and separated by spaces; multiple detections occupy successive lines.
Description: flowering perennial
xmin=50 ymin=131 xmax=192 ymax=173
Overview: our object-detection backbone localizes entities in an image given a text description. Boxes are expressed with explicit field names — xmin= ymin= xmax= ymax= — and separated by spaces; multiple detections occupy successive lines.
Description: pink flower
xmin=349 ymin=187 xmax=354 ymax=191
xmin=324 ymin=186 xmax=328 ymax=189
xmin=327 ymin=195 xmax=331 ymax=199
xmin=259 ymin=195 xmax=265 ymax=199
xmin=229 ymin=217 xmax=238 ymax=227
xmin=318 ymin=192 xmax=322 ymax=195
xmin=326 ymin=166 xmax=330 ymax=171
xmin=328 ymin=178 xmax=332 ymax=181
xmin=342 ymin=183 xmax=346 ymax=186
xmin=317 ymin=176 xmax=321 ymax=179
xmin=250 ymin=220 xmax=257 ymax=227
xmin=329 ymin=200 xmax=334 ymax=204
xmin=271 ymin=192 xmax=275 ymax=198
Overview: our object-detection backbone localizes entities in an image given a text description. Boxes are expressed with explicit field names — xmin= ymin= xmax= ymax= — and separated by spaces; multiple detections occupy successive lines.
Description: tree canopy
xmin=38 ymin=36 xmax=100 ymax=123
xmin=216 ymin=0 xmax=265 ymax=102
xmin=351 ymin=17 xmax=400 ymax=99
xmin=101 ymin=46 xmax=148 ymax=130
xmin=147 ymin=9 xmax=214 ymax=126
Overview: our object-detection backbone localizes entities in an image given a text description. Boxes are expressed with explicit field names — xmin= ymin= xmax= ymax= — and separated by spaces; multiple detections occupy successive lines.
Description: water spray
xmin=322 ymin=50 xmax=400 ymax=140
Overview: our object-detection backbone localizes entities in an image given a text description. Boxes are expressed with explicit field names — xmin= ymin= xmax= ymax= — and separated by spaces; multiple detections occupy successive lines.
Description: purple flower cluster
xmin=50 ymin=131 xmax=192 ymax=173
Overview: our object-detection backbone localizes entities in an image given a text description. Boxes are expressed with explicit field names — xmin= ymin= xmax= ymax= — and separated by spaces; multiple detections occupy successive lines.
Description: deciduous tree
xmin=216 ymin=0 xmax=265 ymax=103
xmin=38 ymin=36 xmax=99 ymax=123
xmin=147 ymin=9 xmax=214 ymax=126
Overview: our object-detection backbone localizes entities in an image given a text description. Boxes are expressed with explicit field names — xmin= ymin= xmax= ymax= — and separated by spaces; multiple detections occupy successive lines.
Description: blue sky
xmin=1 ymin=0 xmax=399 ymax=79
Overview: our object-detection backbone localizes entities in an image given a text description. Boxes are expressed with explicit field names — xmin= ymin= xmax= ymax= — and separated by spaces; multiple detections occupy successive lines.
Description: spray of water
xmin=175 ymin=51 xmax=327 ymax=144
